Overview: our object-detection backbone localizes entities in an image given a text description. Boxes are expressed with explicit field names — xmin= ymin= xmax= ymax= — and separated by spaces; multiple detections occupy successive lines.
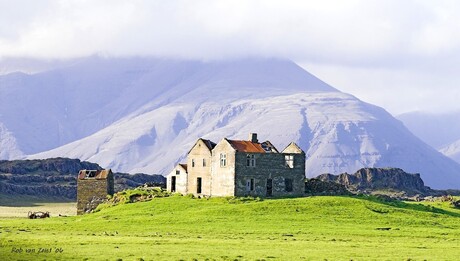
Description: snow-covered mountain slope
xmin=31 ymin=91 xmax=460 ymax=189
xmin=0 ymin=56 xmax=333 ymax=155
xmin=440 ymin=140 xmax=460 ymax=164
xmin=2 ymin=56 xmax=460 ymax=189
xmin=0 ymin=122 xmax=24 ymax=159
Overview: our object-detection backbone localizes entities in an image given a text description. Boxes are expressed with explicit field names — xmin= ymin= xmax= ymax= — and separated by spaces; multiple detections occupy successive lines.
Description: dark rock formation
xmin=304 ymin=178 xmax=351 ymax=196
xmin=0 ymin=158 xmax=166 ymax=201
xmin=316 ymin=168 xmax=431 ymax=196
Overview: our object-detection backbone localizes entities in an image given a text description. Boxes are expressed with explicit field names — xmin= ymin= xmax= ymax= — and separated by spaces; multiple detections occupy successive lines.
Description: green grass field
xmin=1 ymin=195 xmax=460 ymax=260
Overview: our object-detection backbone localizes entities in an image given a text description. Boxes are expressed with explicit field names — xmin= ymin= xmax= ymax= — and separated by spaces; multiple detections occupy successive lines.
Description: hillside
xmin=1 ymin=195 xmax=460 ymax=260
xmin=1 ymin=56 xmax=460 ymax=188
xmin=0 ymin=158 xmax=165 ymax=201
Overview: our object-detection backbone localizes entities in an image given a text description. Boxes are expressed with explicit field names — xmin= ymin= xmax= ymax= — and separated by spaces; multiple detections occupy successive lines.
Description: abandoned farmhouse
xmin=167 ymin=133 xmax=305 ymax=197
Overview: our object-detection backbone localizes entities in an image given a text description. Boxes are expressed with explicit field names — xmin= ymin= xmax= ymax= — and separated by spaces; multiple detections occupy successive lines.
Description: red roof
xmin=227 ymin=140 xmax=266 ymax=153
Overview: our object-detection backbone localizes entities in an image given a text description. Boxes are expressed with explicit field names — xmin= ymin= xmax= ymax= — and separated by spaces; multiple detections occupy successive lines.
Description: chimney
xmin=249 ymin=133 xmax=258 ymax=143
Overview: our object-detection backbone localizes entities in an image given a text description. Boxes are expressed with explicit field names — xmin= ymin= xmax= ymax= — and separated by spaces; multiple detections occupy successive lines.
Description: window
xmin=246 ymin=178 xmax=255 ymax=192
xmin=85 ymin=170 xmax=97 ymax=178
xmin=285 ymin=155 xmax=294 ymax=168
xmin=220 ymin=153 xmax=227 ymax=167
xmin=285 ymin=178 xmax=293 ymax=192
xmin=203 ymin=158 xmax=206 ymax=167
xmin=246 ymin=154 xmax=256 ymax=167
xmin=192 ymin=159 xmax=195 ymax=167
xmin=197 ymin=177 xmax=202 ymax=194
xmin=175 ymin=170 xmax=180 ymax=175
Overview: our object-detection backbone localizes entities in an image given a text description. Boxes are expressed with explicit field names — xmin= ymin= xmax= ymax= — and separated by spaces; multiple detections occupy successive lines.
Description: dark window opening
xmin=171 ymin=176 xmax=176 ymax=192
xmin=175 ymin=170 xmax=180 ymax=175
xmin=203 ymin=158 xmax=206 ymax=167
xmin=192 ymin=159 xmax=195 ymax=167
xmin=246 ymin=154 xmax=256 ymax=167
xmin=285 ymin=178 xmax=293 ymax=192
xmin=197 ymin=177 xmax=202 ymax=194
xmin=246 ymin=178 xmax=255 ymax=192
xmin=85 ymin=170 xmax=97 ymax=178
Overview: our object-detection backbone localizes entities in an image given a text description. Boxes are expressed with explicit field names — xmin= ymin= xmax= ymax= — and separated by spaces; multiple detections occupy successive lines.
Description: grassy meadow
xmin=1 ymin=195 xmax=460 ymax=260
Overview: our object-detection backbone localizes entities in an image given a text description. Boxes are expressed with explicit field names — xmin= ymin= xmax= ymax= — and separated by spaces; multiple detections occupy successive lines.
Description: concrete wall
xmin=166 ymin=166 xmax=187 ymax=194
xmin=187 ymin=139 xmax=213 ymax=196
xmin=234 ymin=152 xmax=305 ymax=197
xmin=77 ymin=175 xmax=113 ymax=215
xmin=210 ymin=140 xmax=236 ymax=196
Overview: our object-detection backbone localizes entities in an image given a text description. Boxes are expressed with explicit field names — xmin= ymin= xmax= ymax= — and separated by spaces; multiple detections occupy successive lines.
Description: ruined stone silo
xmin=77 ymin=169 xmax=114 ymax=215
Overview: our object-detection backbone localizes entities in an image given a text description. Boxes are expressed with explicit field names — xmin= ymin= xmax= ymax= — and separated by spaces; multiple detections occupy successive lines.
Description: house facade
xmin=167 ymin=133 xmax=305 ymax=197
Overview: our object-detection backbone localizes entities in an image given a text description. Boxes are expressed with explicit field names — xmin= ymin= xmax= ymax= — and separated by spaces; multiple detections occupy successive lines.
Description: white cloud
xmin=1 ymin=0 xmax=460 ymax=114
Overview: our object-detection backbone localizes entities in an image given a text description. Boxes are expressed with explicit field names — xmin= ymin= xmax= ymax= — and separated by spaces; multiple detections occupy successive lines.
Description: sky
xmin=1 ymin=0 xmax=460 ymax=115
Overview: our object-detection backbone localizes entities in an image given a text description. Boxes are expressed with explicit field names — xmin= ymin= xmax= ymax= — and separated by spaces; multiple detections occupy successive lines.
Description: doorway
xmin=197 ymin=177 xmax=202 ymax=194
xmin=266 ymin=178 xmax=273 ymax=197
xmin=171 ymin=176 xmax=176 ymax=192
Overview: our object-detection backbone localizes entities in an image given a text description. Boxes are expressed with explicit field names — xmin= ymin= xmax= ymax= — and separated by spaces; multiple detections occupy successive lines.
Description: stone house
xmin=77 ymin=169 xmax=114 ymax=215
xmin=167 ymin=133 xmax=305 ymax=197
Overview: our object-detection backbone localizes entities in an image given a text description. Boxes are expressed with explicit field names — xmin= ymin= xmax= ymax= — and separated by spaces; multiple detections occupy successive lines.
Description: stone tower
xmin=77 ymin=169 xmax=114 ymax=215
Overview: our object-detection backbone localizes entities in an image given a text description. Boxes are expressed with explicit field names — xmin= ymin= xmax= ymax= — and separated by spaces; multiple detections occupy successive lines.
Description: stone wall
xmin=77 ymin=175 xmax=113 ymax=215
xmin=234 ymin=152 xmax=305 ymax=197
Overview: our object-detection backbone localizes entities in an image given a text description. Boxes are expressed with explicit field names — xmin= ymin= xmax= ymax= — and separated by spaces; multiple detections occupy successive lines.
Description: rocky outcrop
xmin=304 ymin=178 xmax=351 ymax=196
xmin=317 ymin=168 xmax=431 ymax=196
xmin=0 ymin=158 xmax=166 ymax=200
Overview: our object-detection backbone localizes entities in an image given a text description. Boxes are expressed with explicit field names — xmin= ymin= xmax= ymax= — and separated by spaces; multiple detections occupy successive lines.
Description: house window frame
xmin=246 ymin=178 xmax=255 ymax=192
xmin=203 ymin=158 xmax=206 ymax=167
xmin=175 ymin=170 xmax=180 ymax=175
xmin=285 ymin=155 xmax=294 ymax=168
xmin=246 ymin=154 xmax=256 ymax=167
xmin=192 ymin=159 xmax=195 ymax=167
xmin=220 ymin=153 xmax=227 ymax=167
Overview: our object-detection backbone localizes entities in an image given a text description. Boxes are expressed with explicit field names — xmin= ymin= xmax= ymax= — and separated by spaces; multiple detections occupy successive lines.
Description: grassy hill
xmin=1 ymin=195 xmax=460 ymax=260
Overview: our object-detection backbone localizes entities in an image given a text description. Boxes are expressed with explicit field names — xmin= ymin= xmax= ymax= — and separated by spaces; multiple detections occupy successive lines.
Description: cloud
xmin=0 ymin=0 xmax=456 ymax=62
xmin=1 ymin=0 xmax=460 ymax=114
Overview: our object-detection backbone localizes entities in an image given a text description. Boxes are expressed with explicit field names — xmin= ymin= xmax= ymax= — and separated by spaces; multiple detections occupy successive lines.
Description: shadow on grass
xmin=353 ymin=194 xmax=460 ymax=218
xmin=0 ymin=194 xmax=74 ymax=207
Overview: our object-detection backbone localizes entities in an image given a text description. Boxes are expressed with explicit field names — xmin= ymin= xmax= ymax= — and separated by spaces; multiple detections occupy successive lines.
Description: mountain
xmin=397 ymin=111 xmax=460 ymax=164
xmin=440 ymin=140 xmax=460 ymax=164
xmin=1 ymin=56 xmax=460 ymax=189
xmin=397 ymin=111 xmax=460 ymax=149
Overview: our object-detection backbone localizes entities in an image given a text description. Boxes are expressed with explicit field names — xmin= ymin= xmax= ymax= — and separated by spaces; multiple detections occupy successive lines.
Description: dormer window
xmin=246 ymin=154 xmax=256 ymax=167
xmin=85 ymin=170 xmax=97 ymax=178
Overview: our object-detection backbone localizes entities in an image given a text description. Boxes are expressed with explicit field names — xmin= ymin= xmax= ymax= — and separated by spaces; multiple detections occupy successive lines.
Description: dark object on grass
xmin=376 ymin=227 xmax=391 ymax=230
xmin=28 ymin=211 xmax=50 ymax=219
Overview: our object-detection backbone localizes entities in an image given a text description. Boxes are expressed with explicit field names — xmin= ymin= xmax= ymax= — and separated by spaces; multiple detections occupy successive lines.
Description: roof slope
xmin=227 ymin=140 xmax=266 ymax=153
xmin=78 ymin=169 xmax=112 ymax=180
